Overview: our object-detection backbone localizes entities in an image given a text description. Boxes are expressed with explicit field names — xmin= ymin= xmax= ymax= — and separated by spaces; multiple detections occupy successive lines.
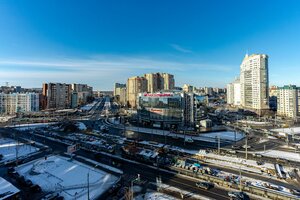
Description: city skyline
xmin=1 ymin=0 xmax=300 ymax=90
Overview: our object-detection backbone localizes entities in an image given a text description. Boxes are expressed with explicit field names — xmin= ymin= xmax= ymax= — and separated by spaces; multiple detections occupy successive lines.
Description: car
xmin=290 ymin=189 xmax=300 ymax=196
xmin=184 ymin=138 xmax=194 ymax=143
xmin=196 ymin=182 xmax=213 ymax=190
xmin=10 ymin=171 xmax=20 ymax=179
xmin=227 ymin=191 xmax=245 ymax=199
xmin=25 ymin=180 xmax=33 ymax=187
xmin=256 ymin=160 xmax=264 ymax=165
xmin=231 ymin=145 xmax=241 ymax=150
xmin=41 ymin=192 xmax=59 ymax=200
xmin=242 ymin=145 xmax=252 ymax=149
xmin=7 ymin=167 xmax=15 ymax=174
xmin=29 ymin=184 xmax=42 ymax=193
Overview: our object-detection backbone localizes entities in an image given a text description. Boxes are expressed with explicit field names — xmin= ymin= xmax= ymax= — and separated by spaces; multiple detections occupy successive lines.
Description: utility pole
xmin=245 ymin=136 xmax=248 ymax=160
xmin=87 ymin=172 xmax=90 ymax=200
xmin=218 ymin=136 xmax=220 ymax=154
xmin=239 ymin=166 xmax=242 ymax=191
xmin=16 ymin=135 xmax=19 ymax=167
xmin=183 ymin=129 xmax=186 ymax=146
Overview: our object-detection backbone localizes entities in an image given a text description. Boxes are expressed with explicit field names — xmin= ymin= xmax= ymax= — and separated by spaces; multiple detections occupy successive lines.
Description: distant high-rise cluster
xmin=41 ymin=83 xmax=93 ymax=110
xmin=114 ymin=72 xmax=175 ymax=108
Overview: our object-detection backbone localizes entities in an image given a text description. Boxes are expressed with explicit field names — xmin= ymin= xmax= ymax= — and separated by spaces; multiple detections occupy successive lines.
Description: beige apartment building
xmin=127 ymin=76 xmax=147 ymax=108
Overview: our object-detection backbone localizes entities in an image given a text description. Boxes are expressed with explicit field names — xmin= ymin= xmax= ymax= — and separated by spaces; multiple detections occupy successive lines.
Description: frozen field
xmin=0 ymin=138 xmax=39 ymax=163
xmin=16 ymin=155 xmax=119 ymax=200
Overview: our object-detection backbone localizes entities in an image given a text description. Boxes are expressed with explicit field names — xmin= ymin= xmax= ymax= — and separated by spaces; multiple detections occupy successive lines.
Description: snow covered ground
xmin=108 ymin=118 xmax=244 ymax=143
xmin=80 ymin=101 xmax=97 ymax=111
xmin=271 ymin=127 xmax=300 ymax=135
xmin=0 ymin=177 xmax=20 ymax=199
xmin=0 ymin=138 xmax=39 ymax=163
xmin=126 ymin=127 xmax=244 ymax=142
xmin=195 ymin=151 xmax=276 ymax=176
xmin=200 ymin=131 xmax=244 ymax=141
xmin=135 ymin=191 xmax=178 ymax=200
xmin=8 ymin=122 xmax=56 ymax=131
xmin=76 ymin=122 xmax=87 ymax=130
xmin=75 ymin=155 xmax=123 ymax=174
xmin=0 ymin=116 xmax=15 ymax=122
xmin=238 ymin=120 xmax=271 ymax=125
xmin=258 ymin=150 xmax=300 ymax=162
xmin=16 ymin=155 xmax=119 ymax=200
xmin=153 ymin=182 xmax=212 ymax=200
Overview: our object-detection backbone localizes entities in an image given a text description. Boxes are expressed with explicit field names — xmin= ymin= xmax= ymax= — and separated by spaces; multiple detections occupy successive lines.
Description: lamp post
xmin=245 ymin=136 xmax=248 ymax=160
xmin=87 ymin=172 xmax=90 ymax=200
xmin=130 ymin=174 xmax=140 ymax=200
xmin=239 ymin=160 xmax=245 ymax=191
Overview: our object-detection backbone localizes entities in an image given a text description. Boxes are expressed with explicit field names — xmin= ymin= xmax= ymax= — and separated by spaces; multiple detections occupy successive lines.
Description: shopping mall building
xmin=137 ymin=92 xmax=207 ymax=129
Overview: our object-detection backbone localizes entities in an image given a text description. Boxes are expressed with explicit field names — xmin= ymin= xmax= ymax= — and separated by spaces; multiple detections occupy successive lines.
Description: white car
xmin=184 ymin=138 xmax=194 ymax=143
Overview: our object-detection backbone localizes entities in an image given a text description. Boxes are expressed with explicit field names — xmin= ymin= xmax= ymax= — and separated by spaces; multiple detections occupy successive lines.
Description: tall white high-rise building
xmin=277 ymin=85 xmax=300 ymax=118
xmin=227 ymin=78 xmax=241 ymax=106
xmin=240 ymin=54 xmax=269 ymax=112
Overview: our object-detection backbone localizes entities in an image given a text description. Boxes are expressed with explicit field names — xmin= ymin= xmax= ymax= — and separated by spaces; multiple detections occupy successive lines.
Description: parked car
xmin=18 ymin=176 xmax=27 ymax=186
xmin=242 ymin=145 xmax=252 ymax=149
xmin=41 ymin=192 xmax=59 ymax=200
xmin=7 ymin=167 xmax=15 ymax=174
xmin=184 ymin=138 xmax=194 ymax=143
xmin=196 ymin=182 xmax=213 ymax=190
xmin=290 ymin=189 xmax=300 ymax=196
xmin=227 ymin=191 xmax=245 ymax=199
xmin=231 ymin=145 xmax=241 ymax=150
xmin=29 ymin=184 xmax=42 ymax=193
xmin=10 ymin=171 xmax=20 ymax=179
xmin=25 ymin=180 xmax=33 ymax=187
xmin=256 ymin=160 xmax=265 ymax=165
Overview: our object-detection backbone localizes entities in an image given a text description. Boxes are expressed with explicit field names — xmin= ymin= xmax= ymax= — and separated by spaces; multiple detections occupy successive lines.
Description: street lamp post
xmin=130 ymin=174 xmax=140 ymax=200
xmin=87 ymin=172 xmax=90 ymax=200
xmin=239 ymin=159 xmax=245 ymax=191
xmin=218 ymin=135 xmax=220 ymax=154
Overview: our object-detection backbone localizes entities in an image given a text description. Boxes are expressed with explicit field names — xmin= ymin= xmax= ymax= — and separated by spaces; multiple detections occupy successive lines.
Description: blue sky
xmin=1 ymin=0 xmax=300 ymax=90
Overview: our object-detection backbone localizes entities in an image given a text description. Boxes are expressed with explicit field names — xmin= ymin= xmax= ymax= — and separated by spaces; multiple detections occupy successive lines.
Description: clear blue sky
xmin=1 ymin=0 xmax=300 ymax=90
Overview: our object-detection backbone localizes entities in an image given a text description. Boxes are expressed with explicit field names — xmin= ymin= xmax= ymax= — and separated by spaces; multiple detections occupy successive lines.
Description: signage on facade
xmin=144 ymin=93 xmax=173 ymax=97
xmin=150 ymin=108 xmax=163 ymax=113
